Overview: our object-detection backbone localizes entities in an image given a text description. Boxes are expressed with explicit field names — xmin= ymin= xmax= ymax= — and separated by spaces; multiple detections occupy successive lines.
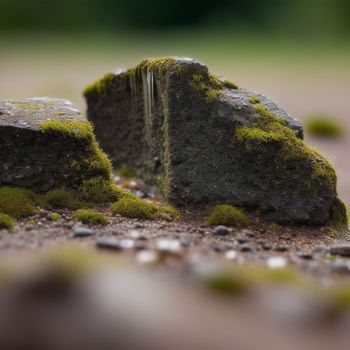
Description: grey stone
xmin=212 ymin=225 xmax=230 ymax=235
xmin=73 ymin=227 xmax=94 ymax=237
xmin=85 ymin=57 xmax=346 ymax=225
xmin=330 ymin=245 xmax=350 ymax=257
xmin=0 ymin=97 xmax=111 ymax=192
xmin=95 ymin=238 xmax=121 ymax=251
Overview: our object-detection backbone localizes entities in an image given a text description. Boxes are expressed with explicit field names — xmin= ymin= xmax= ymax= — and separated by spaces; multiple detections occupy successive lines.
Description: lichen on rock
xmin=84 ymin=57 xmax=346 ymax=226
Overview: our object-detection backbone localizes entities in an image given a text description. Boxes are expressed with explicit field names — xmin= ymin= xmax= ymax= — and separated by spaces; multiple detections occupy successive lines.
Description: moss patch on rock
xmin=0 ymin=187 xmax=38 ymax=218
xmin=0 ymin=213 xmax=14 ymax=230
xmin=39 ymin=120 xmax=115 ymax=202
xmin=207 ymin=204 xmax=250 ymax=227
xmin=248 ymin=95 xmax=261 ymax=104
xmin=73 ymin=209 xmax=108 ymax=226
xmin=110 ymin=197 xmax=179 ymax=220
xmin=233 ymin=105 xmax=347 ymax=226
xmin=118 ymin=164 xmax=133 ymax=178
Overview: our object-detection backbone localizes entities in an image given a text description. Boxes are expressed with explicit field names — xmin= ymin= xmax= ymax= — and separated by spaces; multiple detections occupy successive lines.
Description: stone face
xmin=0 ymin=97 xmax=111 ymax=192
xmin=84 ymin=57 xmax=347 ymax=225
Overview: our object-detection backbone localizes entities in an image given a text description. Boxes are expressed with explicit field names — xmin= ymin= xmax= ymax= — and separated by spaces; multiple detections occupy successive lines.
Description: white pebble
xmin=266 ymin=256 xmax=287 ymax=269
xmin=225 ymin=250 xmax=237 ymax=261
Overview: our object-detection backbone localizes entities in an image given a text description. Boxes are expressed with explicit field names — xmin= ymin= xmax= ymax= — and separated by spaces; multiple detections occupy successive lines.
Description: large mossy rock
xmin=0 ymin=97 xmax=112 ymax=192
xmin=84 ymin=57 xmax=347 ymax=226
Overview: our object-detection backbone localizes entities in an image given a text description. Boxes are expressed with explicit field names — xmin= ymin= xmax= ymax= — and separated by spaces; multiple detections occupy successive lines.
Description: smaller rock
xmin=275 ymin=244 xmax=289 ymax=253
xmin=135 ymin=242 xmax=148 ymax=250
xmin=267 ymin=256 xmax=287 ymax=269
xmin=96 ymin=238 xmax=121 ymax=251
xmin=225 ymin=250 xmax=237 ymax=261
xmin=328 ymin=260 xmax=350 ymax=274
xmin=136 ymin=250 xmax=159 ymax=264
xmin=240 ymin=243 xmax=254 ymax=252
xmin=213 ymin=245 xmax=228 ymax=252
xmin=213 ymin=225 xmax=230 ymax=235
xmin=241 ymin=229 xmax=255 ymax=238
xmin=312 ymin=246 xmax=330 ymax=255
xmin=156 ymin=239 xmax=181 ymax=253
xmin=73 ymin=227 xmax=94 ymax=238
xmin=236 ymin=236 xmax=248 ymax=244
xmin=297 ymin=252 xmax=313 ymax=260
xmin=180 ymin=239 xmax=190 ymax=247
xmin=119 ymin=239 xmax=135 ymax=249
xmin=330 ymin=245 xmax=350 ymax=257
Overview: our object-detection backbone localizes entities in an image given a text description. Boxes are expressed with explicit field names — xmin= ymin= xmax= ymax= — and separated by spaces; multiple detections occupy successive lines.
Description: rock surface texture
xmin=84 ymin=57 xmax=347 ymax=225
xmin=0 ymin=97 xmax=111 ymax=192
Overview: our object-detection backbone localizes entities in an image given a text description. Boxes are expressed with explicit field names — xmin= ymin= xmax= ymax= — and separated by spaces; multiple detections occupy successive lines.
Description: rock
xmin=0 ymin=97 xmax=112 ymax=193
xmin=266 ymin=256 xmax=287 ymax=269
xmin=328 ymin=259 xmax=350 ymax=273
xmin=84 ymin=57 xmax=346 ymax=225
xmin=330 ymin=245 xmax=350 ymax=257
xmin=156 ymin=239 xmax=181 ymax=253
xmin=73 ymin=227 xmax=94 ymax=237
xmin=95 ymin=238 xmax=121 ymax=251
xmin=297 ymin=252 xmax=313 ymax=260
xmin=239 ymin=243 xmax=254 ymax=252
xmin=275 ymin=244 xmax=289 ymax=253
xmin=312 ymin=246 xmax=330 ymax=255
xmin=225 ymin=250 xmax=237 ymax=260
xmin=236 ymin=236 xmax=248 ymax=244
xmin=212 ymin=225 xmax=230 ymax=235
xmin=119 ymin=239 xmax=135 ymax=249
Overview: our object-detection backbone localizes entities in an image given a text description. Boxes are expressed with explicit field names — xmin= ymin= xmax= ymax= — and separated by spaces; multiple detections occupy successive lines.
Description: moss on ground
xmin=73 ymin=209 xmax=108 ymax=226
xmin=306 ymin=115 xmax=343 ymax=138
xmin=110 ymin=197 xmax=179 ymax=220
xmin=0 ymin=213 xmax=14 ymax=230
xmin=118 ymin=164 xmax=133 ymax=178
xmin=81 ymin=177 xmax=133 ymax=203
xmin=207 ymin=204 xmax=250 ymax=227
xmin=44 ymin=190 xmax=79 ymax=209
xmin=0 ymin=187 xmax=38 ymax=218
xmin=49 ymin=212 xmax=61 ymax=222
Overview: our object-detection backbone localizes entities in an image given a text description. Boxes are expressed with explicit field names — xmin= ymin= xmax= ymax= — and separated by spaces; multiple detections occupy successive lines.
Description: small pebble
xmin=225 ymin=250 xmax=237 ymax=261
xmin=236 ymin=236 xmax=248 ymax=244
xmin=297 ymin=252 xmax=313 ymax=260
xmin=119 ymin=239 xmax=135 ymax=249
xmin=136 ymin=250 xmax=159 ymax=264
xmin=213 ymin=225 xmax=230 ymax=235
xmin=267 ymin=256 xmax=287 ymax=269
xmin=275 ymin=244 xmax=289 ymax=252
xmin=312 ymin=246 xmax=330 ymax=255
xmin=328 ymin=260 xmax=350 ymax=274
xmin=156 ymin=239 xmax=181 ymax=253
xmin=73 ymin=227 xmax=94 ymax=238
xmin=240 ymin=243 xmax=253 ymax=252
xmin=330 ymin=245 xmax=350 ymax=257
xmin=96 ymin=238 xmax=121 ymax=251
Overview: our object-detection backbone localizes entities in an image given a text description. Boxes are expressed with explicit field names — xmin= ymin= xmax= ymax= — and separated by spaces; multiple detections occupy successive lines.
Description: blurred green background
xmin=1 ymin=0 xmax=350 ymax=205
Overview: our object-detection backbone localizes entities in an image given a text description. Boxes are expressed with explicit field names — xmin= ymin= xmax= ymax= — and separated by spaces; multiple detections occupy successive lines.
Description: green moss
xmin=73 ymin=209 xmax=108 ymax=226
xmin=190 ymin=73 xmax=222 ymax=105
xmin=26 ymin=219 xmax=36 ymax=226
xmin=222 ymin=79 xmax=239 ymax=89
xmin=40 ymin=120 xmax=115 ymax=203
xmin=118 ymin=164 xmax=133 ymax=178
xmin=248 ymin=95 xmax=261 ymax=104
xmin=207 ymin=204 xmax=250 ymax=227
xmin=15 ymin=103 xmax=42 ymax=110
xmin=49 ymin=212 xmax=61 ymax=221
xmin=0 ymin=213 xmax=14 ymax=230
xmin=44 ymin=190 xmax=78 ymax=209
xmin=110 ymin=197 xmax=179 ymax=220
xmin=81 ymin=177 xmax=134 ymax=203
xmin=83 ymin=73 xmax=115 ymax=96
xmin=306 ymin=115 xmax=343 ymax=138
xmin=232 ymin=105 xmax=346 ymax=226
xmin=0 ymin=187 xmax=37 ymax=218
